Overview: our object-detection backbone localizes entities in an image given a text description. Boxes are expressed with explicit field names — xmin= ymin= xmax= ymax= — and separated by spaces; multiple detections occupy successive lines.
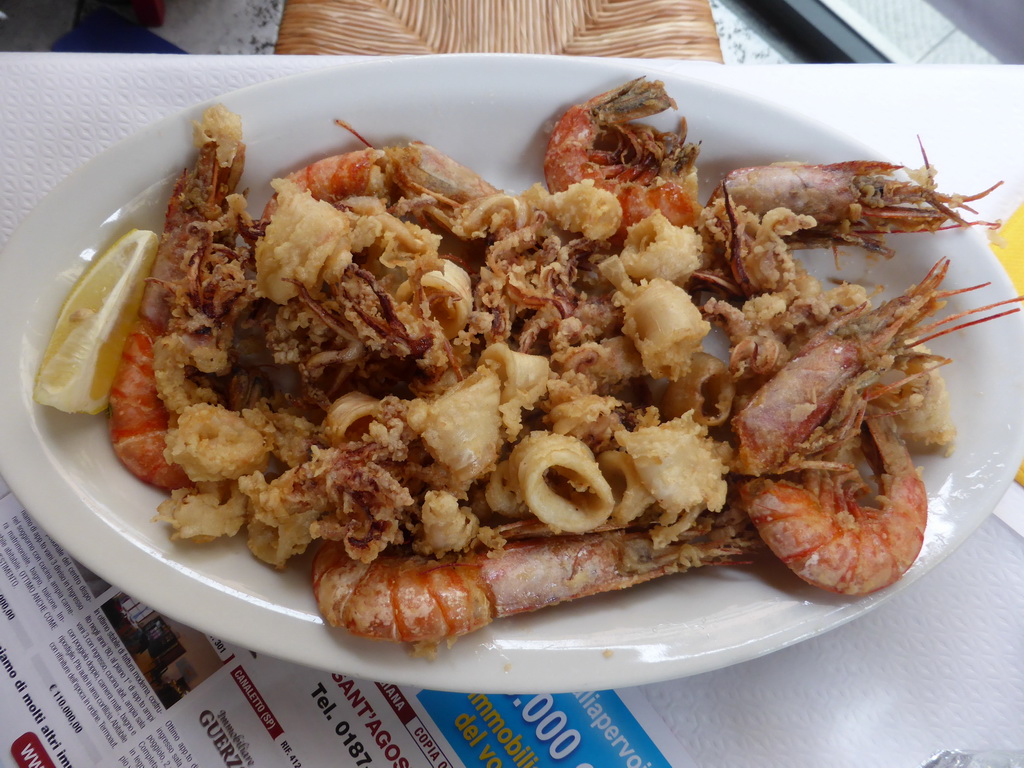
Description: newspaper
xmin=0 ymin=478 xmax=696 ymax=768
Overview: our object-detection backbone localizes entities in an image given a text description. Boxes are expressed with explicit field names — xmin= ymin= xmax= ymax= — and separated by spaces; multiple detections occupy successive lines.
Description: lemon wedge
xmin=33 ymin=229 xmax=159 ymax=414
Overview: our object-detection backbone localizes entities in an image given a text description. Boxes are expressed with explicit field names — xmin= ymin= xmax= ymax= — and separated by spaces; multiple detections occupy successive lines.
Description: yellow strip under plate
xmin=988 ymin=203 xmax=1024 ymax=485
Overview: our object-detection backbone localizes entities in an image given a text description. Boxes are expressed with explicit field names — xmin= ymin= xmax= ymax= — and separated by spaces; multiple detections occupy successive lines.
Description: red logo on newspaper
xmin=11 ymin=733 xmax=57 ymax=768
xmin=375 ymin=682 xmax=417 ymax=724
xmin=230 ymin=665 xmax=284 ymax=739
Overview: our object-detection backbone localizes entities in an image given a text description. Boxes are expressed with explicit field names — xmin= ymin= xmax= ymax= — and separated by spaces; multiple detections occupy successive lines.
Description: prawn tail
xmin=588 ymin=77 xmax=676 ymax=126
xmin=282 ymin=146 xmax=385 ymax=206
xmin=108 ymin=328 xmax=191 ymax=491
xmin=312 ymin=542 xmax=494 ymax=644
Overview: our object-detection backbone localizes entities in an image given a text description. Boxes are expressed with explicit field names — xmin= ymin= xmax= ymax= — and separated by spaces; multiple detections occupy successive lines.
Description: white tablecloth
xmin=2 ymin=53 xmax=1023 ymax=767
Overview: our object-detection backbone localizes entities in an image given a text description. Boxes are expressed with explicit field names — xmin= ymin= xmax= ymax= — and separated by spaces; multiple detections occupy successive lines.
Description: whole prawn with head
xmin=544 ymin=78 xmax=701 ymax=240
xmin=108 ymin=104 xmax=249 ymax=491
xmin=313 ymin=526 xmax=748 ymax=645
xmin=712 ymin=160 xmax=999 ymax=297
xmin=263 ymin=124 xmax=500 ymax=226
xmin=731 ymin=259 xmax=1020 ymax=595
xmin=742 ymin=414 xmax=927 ymax=595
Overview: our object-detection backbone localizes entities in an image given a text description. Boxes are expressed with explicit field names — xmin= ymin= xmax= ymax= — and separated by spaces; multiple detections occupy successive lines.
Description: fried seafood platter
xmin=7 ymin=58 xmax=1024 ymax=692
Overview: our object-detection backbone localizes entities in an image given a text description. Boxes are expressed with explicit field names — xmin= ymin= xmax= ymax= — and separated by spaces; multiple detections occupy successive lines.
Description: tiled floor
xmin=926 ymin=0 xmax=1021 ymax=63
xmin=0 ymin=0 xmax=1012 ymax=63
xmin=821 ymin=0 xmax=1000 ymax=63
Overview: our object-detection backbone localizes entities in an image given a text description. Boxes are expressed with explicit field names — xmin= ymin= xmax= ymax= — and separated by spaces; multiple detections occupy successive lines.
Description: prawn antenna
xmin=916 ymin=136 xmax=1003 ymax=206
xmin=335 ymin=119 xmax=375 ymax=149
xmin=911 ymin=295 xmax=1024 ymax=347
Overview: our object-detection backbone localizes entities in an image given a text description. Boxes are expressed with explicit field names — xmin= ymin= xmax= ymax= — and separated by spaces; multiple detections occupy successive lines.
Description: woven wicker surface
xmin=275 ymin=0 xmax=723 ymax=62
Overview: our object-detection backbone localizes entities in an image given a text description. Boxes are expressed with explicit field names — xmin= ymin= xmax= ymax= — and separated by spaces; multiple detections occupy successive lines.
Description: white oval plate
xmin=2 ymin=55 xmax=1023 ymax=694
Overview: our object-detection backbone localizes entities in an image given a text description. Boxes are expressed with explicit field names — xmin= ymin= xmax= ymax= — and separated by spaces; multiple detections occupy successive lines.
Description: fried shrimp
xmin=109 ymin=104 xmax=249 ymax=491
xmin=712 ymin=161 xmax=998 ymax=253
xmin=313 ymin=526 xmax=745 ymax=645
xmin=731 ymin=259 xmax=1017 ymax=477
xmin=544 ymin=77 xmax=701 ymax=237
xmin=739 ymin=415 xmax=927 ymax=595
